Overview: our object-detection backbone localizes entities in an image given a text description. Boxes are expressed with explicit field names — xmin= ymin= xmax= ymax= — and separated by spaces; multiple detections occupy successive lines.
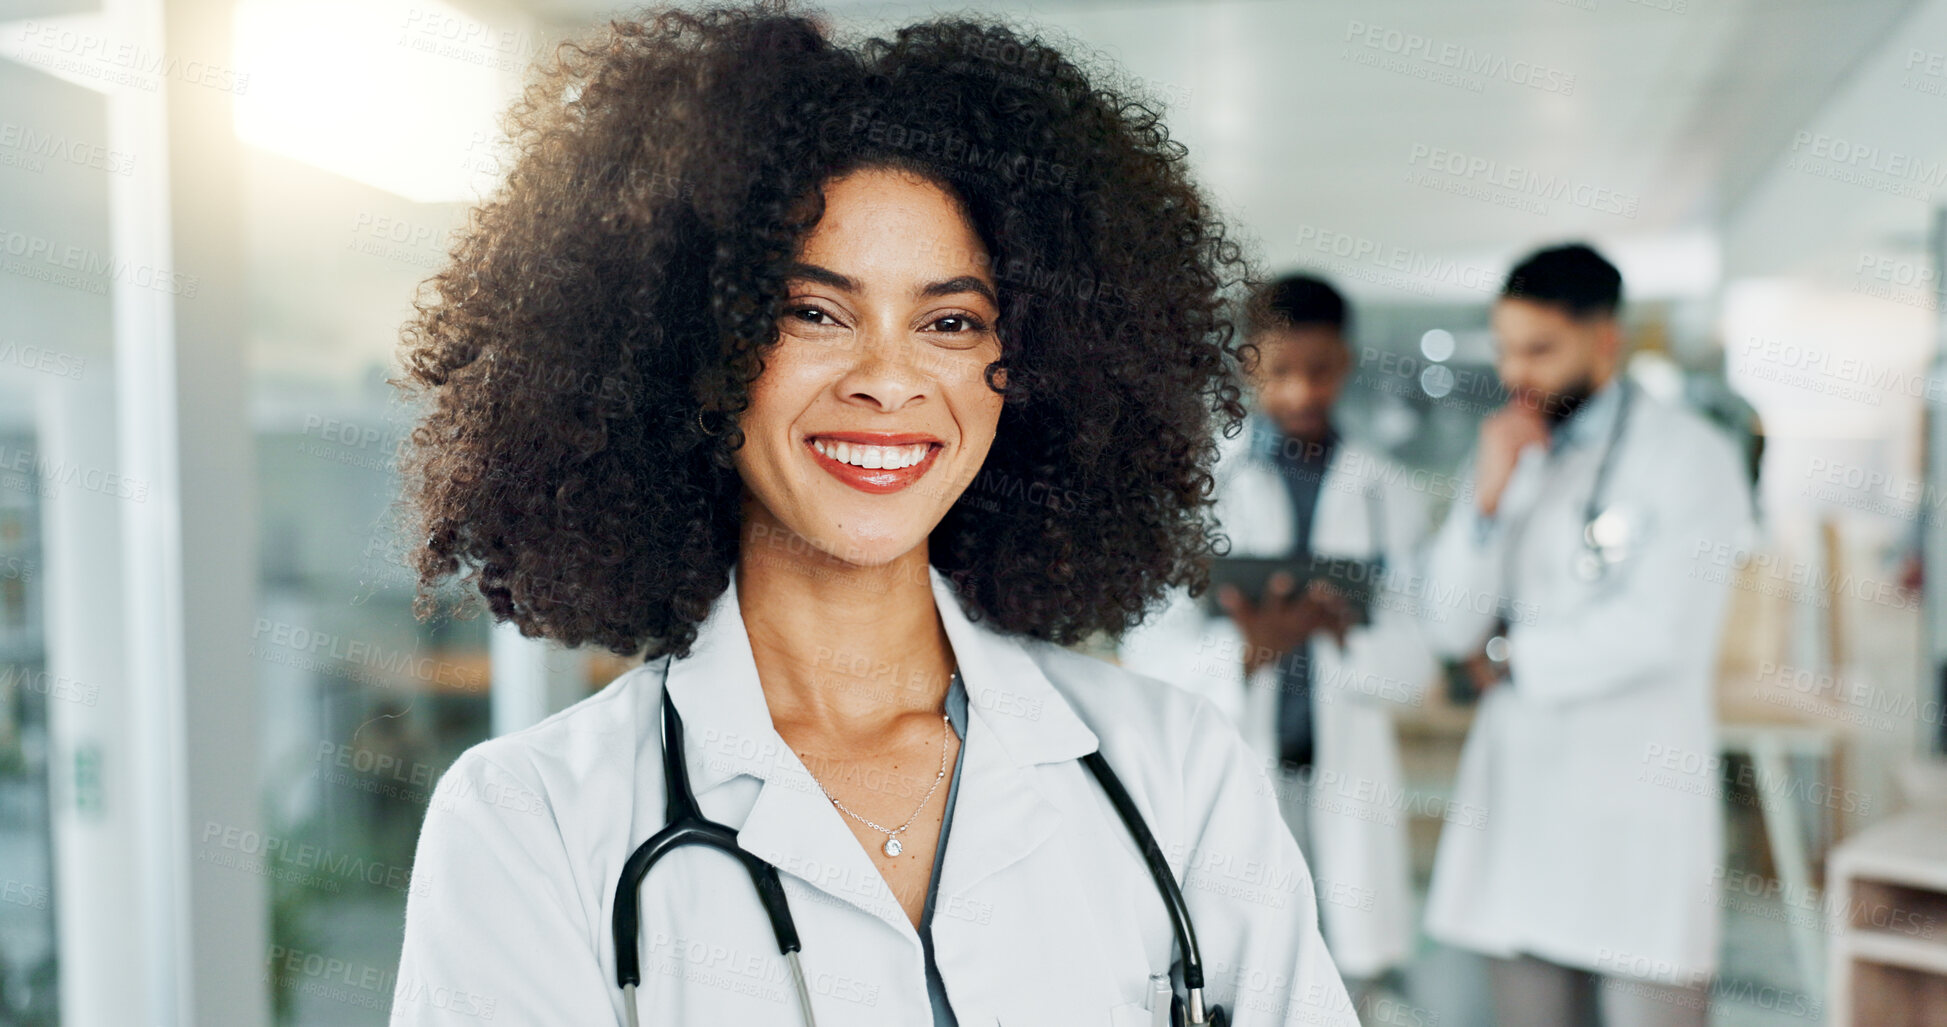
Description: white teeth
xmin=811 ymin=439 xmax=932 ymax=470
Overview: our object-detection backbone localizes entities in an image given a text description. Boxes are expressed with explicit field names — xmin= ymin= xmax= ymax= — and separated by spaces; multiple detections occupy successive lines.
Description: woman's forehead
xmin=792 ymin=170 xmax=996 ymax=296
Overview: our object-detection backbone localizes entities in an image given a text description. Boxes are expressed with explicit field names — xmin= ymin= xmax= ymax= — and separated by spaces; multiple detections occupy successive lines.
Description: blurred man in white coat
xmin=1120 ymin=275 xmax=1437 ymax=1006
xmin=1421 ymin=244 xmax=1754 ymax=1027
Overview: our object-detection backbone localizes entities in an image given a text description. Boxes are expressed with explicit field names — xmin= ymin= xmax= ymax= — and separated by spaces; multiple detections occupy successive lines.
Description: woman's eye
xmin=929 ymin=314 xmax=989 ymax=334
xmin=787 ymin=306 xmax=836 ymax=326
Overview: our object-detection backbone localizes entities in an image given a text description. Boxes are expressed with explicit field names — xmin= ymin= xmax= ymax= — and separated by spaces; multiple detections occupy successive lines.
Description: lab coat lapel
xmin=1310 ymin=444 xmax=1369 ymax=558
xmin=660 ymin=572 xmax=910 ymax=935
xmin=925 ymin=565 xmax=1099 ymax=896
xmin=1221 ymin=460 xmax=1293 ymax=557
xmin=923 ymin=568 xmax=1147 ymax=1026
xmin=657 ymin=563 xmax=1107 ymax=941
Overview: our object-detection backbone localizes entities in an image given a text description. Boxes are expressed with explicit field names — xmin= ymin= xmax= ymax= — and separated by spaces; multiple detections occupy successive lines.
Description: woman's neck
xmin=735 ymin=526 xmax=956 ymax=740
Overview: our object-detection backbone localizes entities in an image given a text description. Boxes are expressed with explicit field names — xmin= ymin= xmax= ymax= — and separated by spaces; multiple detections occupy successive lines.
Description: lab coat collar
xmin=656 ymin=559 xmax=1102 ymax=935
xmin=659 ymin=562 xmax=1099 ymax=796
xmin=1245 ymin=410 xmax=1338 ymax=468
xmin=1549 ymin=376 xmax=1626 ymax=449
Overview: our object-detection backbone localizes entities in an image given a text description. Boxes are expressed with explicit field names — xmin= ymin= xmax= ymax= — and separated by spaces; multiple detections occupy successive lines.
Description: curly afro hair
xmin=391 ymin=0 xmax=1258 ymax=661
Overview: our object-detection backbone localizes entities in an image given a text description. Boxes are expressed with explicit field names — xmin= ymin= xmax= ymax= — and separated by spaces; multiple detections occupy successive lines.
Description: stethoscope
xmin=1570 ymin=378 xmax=1637 ymax=583
xmin=1477 ymin=379 xmax=1638 ymax=682
xmin=611 ymin=657 xmax=1230 ymax=1027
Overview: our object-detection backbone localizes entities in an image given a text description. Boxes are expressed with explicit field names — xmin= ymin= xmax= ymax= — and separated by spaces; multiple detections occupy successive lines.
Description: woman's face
xmin=733 ymin=166 xmax=1006 ymax=569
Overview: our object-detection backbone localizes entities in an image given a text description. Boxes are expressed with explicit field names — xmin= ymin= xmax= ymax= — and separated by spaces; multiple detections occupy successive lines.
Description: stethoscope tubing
xmin=614 ymin=674 xmax=815 ymax=1025
xmin=1079 ymin=749 xmax=1213 ymax=1022
xmin=1580 ymin=378 xmax=1635 ymax=530
xmin=612 ymin=657 xmax=1223 ymax=1026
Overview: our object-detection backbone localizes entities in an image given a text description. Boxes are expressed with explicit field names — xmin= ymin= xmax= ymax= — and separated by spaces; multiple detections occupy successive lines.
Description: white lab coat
xmin=1118 ymin=419 xmax=1438 ymax=980
xmin=1418 ymin=381 xmax=1754 ymax=984
xmin=392 ymin=562 xmax=1359 ymax=1025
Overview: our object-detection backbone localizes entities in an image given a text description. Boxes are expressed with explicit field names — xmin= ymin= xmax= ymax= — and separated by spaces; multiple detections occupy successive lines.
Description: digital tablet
xmin=1200 ymin=554 xmax=1382 ymax=623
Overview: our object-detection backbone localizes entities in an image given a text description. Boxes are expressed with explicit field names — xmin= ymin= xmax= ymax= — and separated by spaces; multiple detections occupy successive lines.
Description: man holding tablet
xmin=1119 ymin=274 xmax=1438 ymax=1007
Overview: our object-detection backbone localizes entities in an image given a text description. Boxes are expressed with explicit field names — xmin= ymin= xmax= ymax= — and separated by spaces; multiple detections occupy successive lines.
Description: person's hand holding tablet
xmin=1218 ymin=572 xmax=1355 ymax=678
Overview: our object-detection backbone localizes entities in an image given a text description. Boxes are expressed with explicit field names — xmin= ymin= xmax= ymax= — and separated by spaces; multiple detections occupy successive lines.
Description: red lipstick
xmin=803 ymin=432 xmax=943 ymax=494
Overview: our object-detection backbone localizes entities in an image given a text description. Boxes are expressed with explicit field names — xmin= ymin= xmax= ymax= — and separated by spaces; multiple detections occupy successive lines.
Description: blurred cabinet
xmin=1825 ymin=809 xmax=1947 ymax=1026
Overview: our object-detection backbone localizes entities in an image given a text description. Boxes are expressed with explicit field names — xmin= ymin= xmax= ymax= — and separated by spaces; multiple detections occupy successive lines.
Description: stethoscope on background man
xmin=1477 ymin=377 xmax=1637 ymax=678
xmin=1570 ymin=376 xmax=1637 ymax=583
xmin=611 ymin=656 xmax=1231 ymax=1027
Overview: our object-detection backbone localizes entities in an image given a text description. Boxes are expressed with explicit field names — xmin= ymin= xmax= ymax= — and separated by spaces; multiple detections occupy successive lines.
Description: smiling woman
xmin=386 ymin=3 xmax=1357 ymax=1025
xmin=736 ymin=170 xmax=1005 ymax=559
xmin=389 ymin=4 xmax=1250 ymax=660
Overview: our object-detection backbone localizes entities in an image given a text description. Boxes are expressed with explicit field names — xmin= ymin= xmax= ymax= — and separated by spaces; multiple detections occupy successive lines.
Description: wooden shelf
xmin=1849 ymin=931 xmax=1947 ymax=978
xmin=1827 ymin=809 xmax=1947 ymax=1027
xmin=1832 ymin=811 xmax=1947 ymax=896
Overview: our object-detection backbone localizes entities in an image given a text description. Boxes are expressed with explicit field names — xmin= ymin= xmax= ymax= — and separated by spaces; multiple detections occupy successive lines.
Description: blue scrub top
xmin=920 ymin=669 xmax=969 ymax=1025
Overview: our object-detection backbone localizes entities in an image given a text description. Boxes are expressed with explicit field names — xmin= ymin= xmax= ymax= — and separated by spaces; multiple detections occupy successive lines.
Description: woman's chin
xmin=812 ymin=531 xmax=929 ymax=571
xmin=751 ymin=515 xmax=931 ymax=574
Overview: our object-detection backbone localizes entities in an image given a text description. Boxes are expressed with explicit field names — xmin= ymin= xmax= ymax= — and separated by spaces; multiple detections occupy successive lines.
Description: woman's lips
xmin=804 ymin=437 xmax=943 ymax=494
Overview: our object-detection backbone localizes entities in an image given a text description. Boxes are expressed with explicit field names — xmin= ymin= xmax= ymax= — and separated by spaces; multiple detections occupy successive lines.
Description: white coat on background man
xmin=1119 ymin=413 xmax=1439 ymax=982
xmin=1419 ymin=373 xmax=1753 ymax=989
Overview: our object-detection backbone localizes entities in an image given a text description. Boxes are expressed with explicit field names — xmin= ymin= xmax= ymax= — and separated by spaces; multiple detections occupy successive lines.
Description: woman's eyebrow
xmin=786 ymin=263 xmax=997 ymax=308
xmin=784 ymin=261 xmax=857 ymax=292
xmin=919 ymin=275 xmax=998 ymax=307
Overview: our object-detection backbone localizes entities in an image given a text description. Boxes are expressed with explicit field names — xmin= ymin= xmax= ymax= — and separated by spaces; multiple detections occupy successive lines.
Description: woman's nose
xmin=836 ymin=328 xmax=929 ymax=410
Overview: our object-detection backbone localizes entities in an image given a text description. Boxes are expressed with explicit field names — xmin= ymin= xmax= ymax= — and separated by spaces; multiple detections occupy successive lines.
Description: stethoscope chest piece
xmin=1567 ymin=381 xmax=1638 ymax=586
xmin=1575 ymin=506 xmax=1634 ymax=582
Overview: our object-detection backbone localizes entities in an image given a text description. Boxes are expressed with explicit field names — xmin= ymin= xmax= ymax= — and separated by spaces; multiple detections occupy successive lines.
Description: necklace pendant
xmin=883 ymin=836 xmax=902 ymax=857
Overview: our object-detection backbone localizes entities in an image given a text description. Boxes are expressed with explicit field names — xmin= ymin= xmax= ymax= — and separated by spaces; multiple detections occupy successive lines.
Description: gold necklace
xmin=808 ymin=669 xmax=957 ymax=858
xmin=816 ymin=710 xmax=950 ymax=857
